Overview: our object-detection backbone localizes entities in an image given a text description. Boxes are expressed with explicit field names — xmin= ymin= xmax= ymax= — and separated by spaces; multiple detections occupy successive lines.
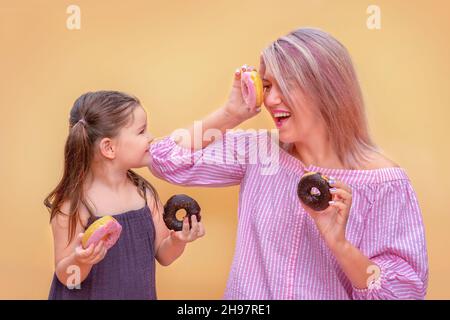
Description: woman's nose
xmin=264 ymin=86 xmax=282 ymax=107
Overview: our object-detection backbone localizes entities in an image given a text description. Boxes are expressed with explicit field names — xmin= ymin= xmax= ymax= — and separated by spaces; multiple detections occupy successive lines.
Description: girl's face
xmin=261 ymin=67 xmax=323 ymax=145
xmin=114 ymin=106 xmax=153 ymax=169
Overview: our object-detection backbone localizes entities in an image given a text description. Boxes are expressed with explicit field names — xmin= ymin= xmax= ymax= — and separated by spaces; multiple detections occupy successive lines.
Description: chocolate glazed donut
xmin=297 ymin=172 xmax=332 ymax=211
xmin=163 ymin=194 xmax=201 ymax=231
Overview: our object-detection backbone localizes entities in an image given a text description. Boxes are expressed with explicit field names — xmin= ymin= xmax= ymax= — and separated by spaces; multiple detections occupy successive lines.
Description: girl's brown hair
xmin=44 ymin=91 xmax=160 ymax=244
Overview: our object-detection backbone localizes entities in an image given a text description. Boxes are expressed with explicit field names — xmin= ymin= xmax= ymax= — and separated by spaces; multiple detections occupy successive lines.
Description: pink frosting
xmin=241 ymin=72 xmax=257 ymax=108
xmin=85 ymin=219 xmax=122 ymax=250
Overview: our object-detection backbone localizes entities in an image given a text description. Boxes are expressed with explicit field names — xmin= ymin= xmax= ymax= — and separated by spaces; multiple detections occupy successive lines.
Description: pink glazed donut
xmin=241 ymin=70 xmax=264 ymax=108
xmin=82 ymin=216 xmax=122 ymax=250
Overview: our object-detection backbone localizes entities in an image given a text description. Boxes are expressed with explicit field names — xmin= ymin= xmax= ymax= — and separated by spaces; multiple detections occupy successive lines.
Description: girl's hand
xmin=73 ymin=233 xmax=108 ymax=265
xmin=170 ymin=215 xmax=205 ymax=243
xmin=301 ymin=178 xmax=353 ymax=251
xmin=223 ymin=64 xmax=262 ymax=122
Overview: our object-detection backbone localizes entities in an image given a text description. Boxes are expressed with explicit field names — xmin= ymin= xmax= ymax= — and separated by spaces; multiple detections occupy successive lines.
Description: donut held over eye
xmin=241 ymin=70 xmax=264 ymax=108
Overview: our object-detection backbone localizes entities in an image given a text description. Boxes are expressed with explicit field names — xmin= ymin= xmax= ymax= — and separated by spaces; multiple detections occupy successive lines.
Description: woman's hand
xmin=223 ymin=64 xmax=262 ymax=123
xmin=73 ymin=233 xmax=108 ymax=265
xmin=301 ymin=178 xmax=353 ymax=251
xmin=170 ymin=215 xmax=206 ymax=243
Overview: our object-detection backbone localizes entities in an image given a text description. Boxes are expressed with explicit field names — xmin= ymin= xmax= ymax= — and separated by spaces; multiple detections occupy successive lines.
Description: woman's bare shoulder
xmin=363 ymin=152 xmax=400 ymax=170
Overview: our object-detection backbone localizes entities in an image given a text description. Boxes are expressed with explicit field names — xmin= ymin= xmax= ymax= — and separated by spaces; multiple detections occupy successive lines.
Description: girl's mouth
xmin=273 ymin=111 xmax=292 ymax=128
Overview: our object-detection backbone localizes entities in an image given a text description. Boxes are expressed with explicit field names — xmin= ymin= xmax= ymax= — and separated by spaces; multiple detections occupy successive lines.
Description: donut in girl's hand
xmin=163 ymin=194 xmax=201 ymax=231
xmin=82 ymin=216 xmax=122 ymax=250
xmin=241 ymin=70 xmax=263 ymax=108
xmin=297 ymin=172 xmax=332 ymax=211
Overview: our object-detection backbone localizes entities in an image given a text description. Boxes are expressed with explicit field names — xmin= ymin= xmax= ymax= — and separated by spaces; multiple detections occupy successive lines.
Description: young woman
xmin=149 ymin=28 xmax=428 ymax=299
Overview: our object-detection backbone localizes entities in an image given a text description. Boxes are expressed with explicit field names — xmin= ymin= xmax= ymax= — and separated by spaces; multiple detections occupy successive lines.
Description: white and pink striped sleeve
xmin=352 ymin=180 xmax=429 ymax=300
xmin=148 ymin=132 xmax=251 ymax=187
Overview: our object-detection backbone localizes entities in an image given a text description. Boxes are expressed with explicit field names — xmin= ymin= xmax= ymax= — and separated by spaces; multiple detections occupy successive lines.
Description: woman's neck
xmin=292 ymin=137 xmax=345 ymax=170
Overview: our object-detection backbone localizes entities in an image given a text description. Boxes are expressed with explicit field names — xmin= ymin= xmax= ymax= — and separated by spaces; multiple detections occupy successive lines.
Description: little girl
xmin=44 ymin=90 xmax=205 ymax=300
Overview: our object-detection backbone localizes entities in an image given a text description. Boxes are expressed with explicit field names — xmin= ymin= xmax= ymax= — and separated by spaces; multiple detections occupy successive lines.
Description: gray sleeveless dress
xmin=48 ymin=203 xmax=157 ymax=300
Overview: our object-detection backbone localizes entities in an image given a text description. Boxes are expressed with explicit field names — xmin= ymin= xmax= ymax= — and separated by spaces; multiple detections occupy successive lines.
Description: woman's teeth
xmin=273 ymin=112 xmax=291 ymax=127
xmin=273 ymin=112 xmax=291 ymax=118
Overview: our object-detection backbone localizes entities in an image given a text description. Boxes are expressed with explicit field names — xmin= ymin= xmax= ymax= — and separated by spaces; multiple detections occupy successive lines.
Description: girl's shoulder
xmin=143 ymin=186 xmax=163 ymax=217
xmin=52 ymin=199 xmax=91 ymax=229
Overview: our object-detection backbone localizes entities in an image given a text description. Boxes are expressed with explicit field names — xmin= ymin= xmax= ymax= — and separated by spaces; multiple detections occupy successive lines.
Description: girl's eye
xmin=263 ymin=85 xmax=272 ymax=92
xmin=140 ymin=129 xmax=146 ymax=134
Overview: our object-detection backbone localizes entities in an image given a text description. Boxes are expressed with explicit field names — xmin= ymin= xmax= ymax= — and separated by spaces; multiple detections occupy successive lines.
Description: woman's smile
xmin=270 ymin=108 xmax=292 ymax=128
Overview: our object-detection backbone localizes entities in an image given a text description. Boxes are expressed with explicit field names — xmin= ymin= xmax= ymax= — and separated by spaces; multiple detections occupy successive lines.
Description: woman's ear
xmin=99 ymin=137 xmax=116 ymax=159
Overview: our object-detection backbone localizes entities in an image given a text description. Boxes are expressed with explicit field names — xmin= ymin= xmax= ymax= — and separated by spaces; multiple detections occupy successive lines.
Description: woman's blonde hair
xmin=262 ymin=27 xmax=379 ymax=169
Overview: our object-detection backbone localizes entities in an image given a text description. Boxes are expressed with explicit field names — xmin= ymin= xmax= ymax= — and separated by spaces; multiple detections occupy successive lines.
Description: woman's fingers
xmin=234 ymin=68 xmax=241 ymax=80
xmin=330 ymin=187 xmax=352 ymax=204
xmin=235 ymin=64 xmax=256 ymax=79
xmin=302 ymin=197 xmax=345 ymax=218
xmin=241 ymin=64 xmax=255 ymax=72
xmin=328 ymin=178 xmax=352 ymax=205
xmin=328 ymin=178 xmax=352 ymax=194
xmin=328 ymin=200 xmax=349 ymax=219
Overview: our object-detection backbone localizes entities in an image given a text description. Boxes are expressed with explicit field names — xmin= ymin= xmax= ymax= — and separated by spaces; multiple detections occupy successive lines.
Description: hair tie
xmin=77 ymin=118 xmax=87 ymax=126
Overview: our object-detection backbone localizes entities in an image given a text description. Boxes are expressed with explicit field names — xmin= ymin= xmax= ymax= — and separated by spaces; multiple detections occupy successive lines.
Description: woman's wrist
xmin=220 ymin=104 xmax=246 ymax=128
xmin=328 ymin=238 xmax=351 ymax=258
xmin=327 ymin=239 xmax=377 ymax=289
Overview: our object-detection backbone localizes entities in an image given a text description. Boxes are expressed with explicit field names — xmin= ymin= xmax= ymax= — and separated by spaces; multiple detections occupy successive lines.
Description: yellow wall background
xmin=1 ymin=0 xmax=449 ymax=299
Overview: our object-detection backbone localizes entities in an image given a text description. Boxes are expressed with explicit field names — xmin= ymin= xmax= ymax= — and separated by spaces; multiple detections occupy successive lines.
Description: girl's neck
xmin=85 ymin=161 xmax=130 ymax=192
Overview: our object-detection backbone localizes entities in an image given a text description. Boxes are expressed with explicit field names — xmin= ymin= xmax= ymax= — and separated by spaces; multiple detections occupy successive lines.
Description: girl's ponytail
xmin=44 ymin=117 xmax=95 ymax=243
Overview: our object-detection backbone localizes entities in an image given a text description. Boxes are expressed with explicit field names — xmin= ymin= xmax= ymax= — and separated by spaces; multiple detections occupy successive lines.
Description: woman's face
xmin=114 ymin=106 xmax=153 ymax=168
xmin=260 ymin=63 xmax=322 ymax=145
